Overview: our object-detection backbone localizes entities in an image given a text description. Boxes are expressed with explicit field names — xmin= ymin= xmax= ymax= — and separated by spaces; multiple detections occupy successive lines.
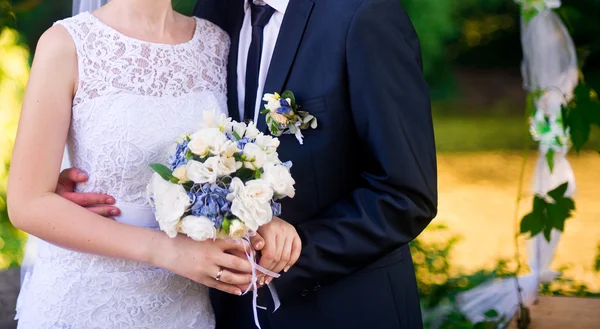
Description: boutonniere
xmin=261 ymin=91 xmax=318 ymax=145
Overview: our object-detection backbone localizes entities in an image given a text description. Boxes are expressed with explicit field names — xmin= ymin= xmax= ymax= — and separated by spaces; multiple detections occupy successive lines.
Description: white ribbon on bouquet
xmin=241 ymin=237 xmax=282 ymax=329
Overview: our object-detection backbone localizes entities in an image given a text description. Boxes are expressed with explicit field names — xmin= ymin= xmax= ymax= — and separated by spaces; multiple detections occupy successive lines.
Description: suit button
xmin=313 ymin=283 xmax=321 ymax=291
xmin=300 ymin=288 xmax=309 ymax=297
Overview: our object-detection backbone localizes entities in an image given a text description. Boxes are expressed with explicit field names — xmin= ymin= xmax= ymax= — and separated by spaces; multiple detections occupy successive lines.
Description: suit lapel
xmin=226 ymin=0 xmax=246 ymax=122
xmin=257 ymin=0 xmax=314 ymax=131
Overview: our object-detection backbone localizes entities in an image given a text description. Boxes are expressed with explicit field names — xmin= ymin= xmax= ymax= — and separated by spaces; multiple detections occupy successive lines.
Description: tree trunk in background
xmin=0 ymin=268 xmax=18 ymax=329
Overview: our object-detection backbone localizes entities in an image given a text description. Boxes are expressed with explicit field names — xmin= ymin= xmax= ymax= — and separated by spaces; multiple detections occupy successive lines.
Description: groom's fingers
xmin=61 ymin=191 xmax=116 ymax=207
xmin=250 ymin=234 xmax=265 ymax=250
xmin=58 ymin=168 xmax=88 ymax=184
xmin=269 ymin=237 xmax=292 ymax=278
xmin=286 ymin=236 xmax=302 ymax=272
xmin=86 ymin=206 xmax=120 ymax=217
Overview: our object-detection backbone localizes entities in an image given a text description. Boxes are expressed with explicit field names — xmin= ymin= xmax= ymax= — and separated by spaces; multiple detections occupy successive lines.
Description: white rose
xmin=267 ymin=152 xmax=281 ymax=163
xmin=146 ymin=173 xmax=191 ymax=238
xmin=202 ymin=111 xmax=232 ymax=132
xmin=227 ymin=178 xmax=273 ymax=231
xmin=189 ymin=128 xmax=227 ymax=157
xmin=228 ymin=219 xmax=248 ymax=239
xmin=232 ymin=121 xmax=247 ymax=138
xmin=180 ymin=215 xmax=216 ymax=241
xmin=172 ymin=166 xmax=189 ymax=183
xmin=221 ymin=140 xmax=241 ymax=158
xmin=254 ymin=134 xmax=280 ymax=154
xmin=242 ymin=143 xmax=268 ymax=169
xmin=245 ymin=121 xmax=260 ymax=139
xmin=186 ymin=159 xmax=217 ymax=184
xmin=262 ymin=163 xmax=296 ymax=198
xmin=215 ymin=156 xmax=238 ymax=176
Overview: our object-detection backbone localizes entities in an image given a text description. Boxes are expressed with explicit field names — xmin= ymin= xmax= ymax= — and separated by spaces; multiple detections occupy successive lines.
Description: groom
xmin=195 ymin=0 xmax=437 ymax=328
xmin=58 ymin=0 xmax=437 ymax=328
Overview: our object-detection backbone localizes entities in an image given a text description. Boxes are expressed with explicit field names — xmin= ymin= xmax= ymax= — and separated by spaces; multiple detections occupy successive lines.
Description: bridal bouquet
xmin=146 ymin=112 xmax=295 ymax=241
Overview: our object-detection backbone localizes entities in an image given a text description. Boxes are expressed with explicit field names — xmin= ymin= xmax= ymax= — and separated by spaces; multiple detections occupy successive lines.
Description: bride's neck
xmin=110 ymin=0 xmax=175 ymax=33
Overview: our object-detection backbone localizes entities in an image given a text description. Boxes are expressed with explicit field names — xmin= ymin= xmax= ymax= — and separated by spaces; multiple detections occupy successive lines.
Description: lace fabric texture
xmin=15 ymin=12 xmax=230 ymax=328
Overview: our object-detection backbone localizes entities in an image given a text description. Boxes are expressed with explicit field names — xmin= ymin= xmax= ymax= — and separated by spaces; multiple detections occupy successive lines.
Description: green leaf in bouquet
xmin=254 ymin=170 xmax=262 ymax=179
xmin=222 ymin=217 xmax=231 ymax=233
xmin=185 ymin=149 xmax=194 ymax=160
xmin=232 ymin=131 xmax=242 ymax=141
xmin=150 ymin=163 xmax=179 ymax=184
xmin=281 ymin=90 xmax=296 ymax=109
xmin=236 ymin=168 xmax=255 ymax=182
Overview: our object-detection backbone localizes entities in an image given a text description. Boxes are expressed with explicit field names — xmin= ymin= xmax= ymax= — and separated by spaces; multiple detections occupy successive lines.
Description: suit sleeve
xmin=272 ymin=0 xmax=438 ymax=300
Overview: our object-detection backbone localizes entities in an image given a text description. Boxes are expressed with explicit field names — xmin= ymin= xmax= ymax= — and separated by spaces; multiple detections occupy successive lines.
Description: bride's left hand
xmin=251 ymin=216 xmax=302 ymax=285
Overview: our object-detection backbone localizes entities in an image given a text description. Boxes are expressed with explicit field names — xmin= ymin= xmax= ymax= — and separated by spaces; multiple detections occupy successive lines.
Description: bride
xmin=7 ymin=0 xmax=263 ymax=327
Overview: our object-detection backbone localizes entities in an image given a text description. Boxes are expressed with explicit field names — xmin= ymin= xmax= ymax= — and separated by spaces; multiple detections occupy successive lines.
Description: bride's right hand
xmin=151 ymin=234 xmax=253 ymax=296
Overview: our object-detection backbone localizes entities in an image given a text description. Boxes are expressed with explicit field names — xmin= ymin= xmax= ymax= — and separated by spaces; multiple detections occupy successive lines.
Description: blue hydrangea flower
xmin=271 ymin=202 xmax=282 ymax=217
xmin=237 ymin=137 xmax=252 ymax=150
xmin=190 ymin=183 xmax=231 ymax=228
xmin=168 ymin=140 xmax=189 ymax=171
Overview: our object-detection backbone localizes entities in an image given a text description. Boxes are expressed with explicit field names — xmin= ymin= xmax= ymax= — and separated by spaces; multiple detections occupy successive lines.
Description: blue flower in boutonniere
xmin=261 ymin=90 xmax=318 ymax=145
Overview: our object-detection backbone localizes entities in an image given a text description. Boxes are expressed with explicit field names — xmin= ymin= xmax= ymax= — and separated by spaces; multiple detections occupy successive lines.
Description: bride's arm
xmin=7 ymin=26 xmax=250 ymax=295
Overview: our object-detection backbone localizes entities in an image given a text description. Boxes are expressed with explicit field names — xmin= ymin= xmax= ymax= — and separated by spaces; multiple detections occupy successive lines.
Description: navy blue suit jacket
xmin=194 ymin=0 xmax=437 ymax=328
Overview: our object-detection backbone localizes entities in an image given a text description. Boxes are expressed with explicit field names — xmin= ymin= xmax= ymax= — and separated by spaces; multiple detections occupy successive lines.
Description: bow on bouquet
xmin=146 ymin=112 xmax=296 ymax=327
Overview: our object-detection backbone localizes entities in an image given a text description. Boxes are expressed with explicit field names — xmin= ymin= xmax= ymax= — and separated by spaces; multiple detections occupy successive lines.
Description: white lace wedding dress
xmin=15 ymin=12 xmax=229 ymax=328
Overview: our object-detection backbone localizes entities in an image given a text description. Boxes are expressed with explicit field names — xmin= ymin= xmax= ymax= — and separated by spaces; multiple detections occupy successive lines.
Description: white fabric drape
xmin=455 ymin=10 xmax=578 ymax=325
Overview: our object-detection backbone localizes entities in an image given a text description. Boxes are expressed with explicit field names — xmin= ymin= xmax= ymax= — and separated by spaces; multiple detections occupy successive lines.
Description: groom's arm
xmin=273 ymin=0 xmax=437 ymax=299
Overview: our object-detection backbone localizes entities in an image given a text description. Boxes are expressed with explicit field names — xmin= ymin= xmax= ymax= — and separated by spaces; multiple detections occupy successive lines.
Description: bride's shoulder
xmin=36 ymin=25 xmax=77 ymax=59
xmin=190 ymin=16 xmax=230 ymax=45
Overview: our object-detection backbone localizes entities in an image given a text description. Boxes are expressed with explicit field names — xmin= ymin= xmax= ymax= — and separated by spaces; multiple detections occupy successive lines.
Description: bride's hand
xmin=151 ymin=234 xmax=254 ymax=296
xmin=252 ymin=216 xmax=302 ymax=285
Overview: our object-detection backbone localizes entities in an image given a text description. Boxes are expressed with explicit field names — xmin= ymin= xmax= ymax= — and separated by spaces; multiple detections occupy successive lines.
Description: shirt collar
xmin=247 ymin=0 xmax=289 ymax=15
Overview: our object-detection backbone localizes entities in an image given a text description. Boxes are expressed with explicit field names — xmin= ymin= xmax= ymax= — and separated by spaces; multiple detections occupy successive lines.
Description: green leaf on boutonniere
xmin=281 ymin=90 xmax=296 ymax=108
xmin=150 ymin=163 xmax=179 ymax=184
xmin=260 ymin=109 xmax=270 ymax=114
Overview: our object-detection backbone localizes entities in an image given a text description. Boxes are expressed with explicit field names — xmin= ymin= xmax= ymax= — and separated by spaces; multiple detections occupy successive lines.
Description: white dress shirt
xmin=237 ymin=0 xmax=289 ymax=122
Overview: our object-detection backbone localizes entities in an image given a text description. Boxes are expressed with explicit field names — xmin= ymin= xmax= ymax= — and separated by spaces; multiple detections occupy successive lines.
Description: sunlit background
xmin=1 ymin=0 xmax=600 ymax=328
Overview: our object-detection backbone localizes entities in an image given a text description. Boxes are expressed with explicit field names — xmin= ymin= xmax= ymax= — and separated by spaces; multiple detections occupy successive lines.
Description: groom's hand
xmin=252 ymin=216 xmax=302 ymax=285
xmin=56 ymin=168 xmax=120 ymax=217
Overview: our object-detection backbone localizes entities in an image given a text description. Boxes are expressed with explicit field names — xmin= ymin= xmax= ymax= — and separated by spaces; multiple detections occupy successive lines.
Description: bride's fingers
xmin=216 ymin=253 xmax=253 ymax=274
xmin=203 ymin=276 xmax=243 ymax=296
xmin=215 ymin=269 xmax=253 ymax=286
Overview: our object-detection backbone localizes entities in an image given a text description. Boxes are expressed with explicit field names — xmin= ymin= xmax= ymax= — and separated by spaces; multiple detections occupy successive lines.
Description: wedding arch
xmin=452 ymin=0 xmax=600 ymax=327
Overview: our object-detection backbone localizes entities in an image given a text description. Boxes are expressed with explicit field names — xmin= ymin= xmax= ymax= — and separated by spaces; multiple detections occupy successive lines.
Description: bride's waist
xmin=112 ymin=202 xmax=159 ymax=229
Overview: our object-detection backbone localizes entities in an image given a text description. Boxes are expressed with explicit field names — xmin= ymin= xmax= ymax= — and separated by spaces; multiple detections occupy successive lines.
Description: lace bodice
xmin=61 ymin=12 xmax=230 ymax=205
xmin=14 ymin=13 xmax=229 ymax=328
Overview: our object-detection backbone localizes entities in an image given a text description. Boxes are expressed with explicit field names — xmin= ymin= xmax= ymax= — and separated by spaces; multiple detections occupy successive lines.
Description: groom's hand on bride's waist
xmin=57 ymin=168 xmax=121 ymax=217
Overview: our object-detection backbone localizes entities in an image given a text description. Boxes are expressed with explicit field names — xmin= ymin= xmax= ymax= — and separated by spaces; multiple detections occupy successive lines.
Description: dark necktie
xmin=243 ymin=2 xmax=276 ymax=123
